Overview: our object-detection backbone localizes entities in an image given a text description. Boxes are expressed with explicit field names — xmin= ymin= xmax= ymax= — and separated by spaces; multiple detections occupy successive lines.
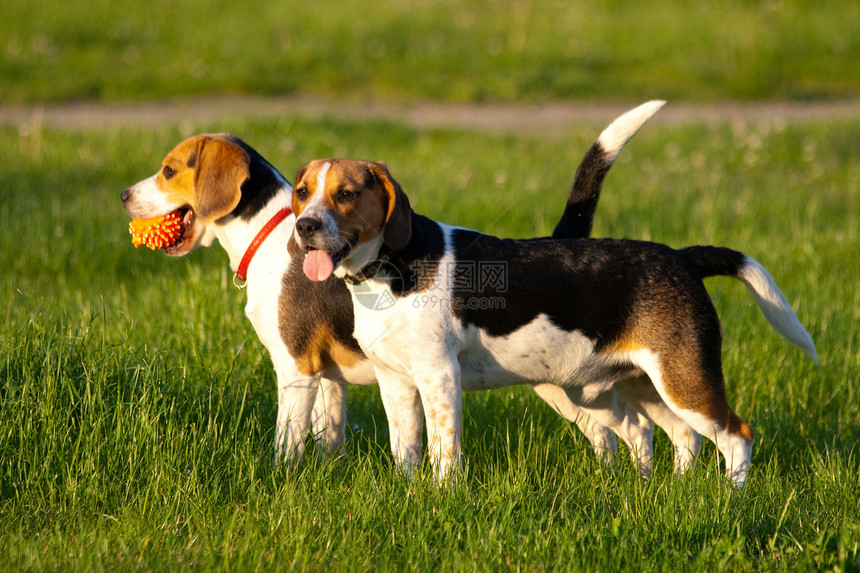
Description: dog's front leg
xmin=416 ymin=363 xmax=463 ymax=481
xmin=311 ymin=377 xmax=347 ymax=454
xmin=274 ymin=366 xmax=320 ymax=465
xmin=375 ymin=368 xmax=424 ymax=477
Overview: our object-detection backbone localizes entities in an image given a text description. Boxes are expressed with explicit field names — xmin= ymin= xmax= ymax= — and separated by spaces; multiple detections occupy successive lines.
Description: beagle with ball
xmin=122 ymin=102 xmax=675 ymax=468
xmin=289 ymin=143 xmax=817 ymax=488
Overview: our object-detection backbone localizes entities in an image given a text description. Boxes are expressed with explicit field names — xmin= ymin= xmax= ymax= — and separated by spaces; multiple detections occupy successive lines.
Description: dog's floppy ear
xmin=369 ymin=161 xmax=412 ymax=252
xmin=193 ymin=136 xmax=250 ymax=224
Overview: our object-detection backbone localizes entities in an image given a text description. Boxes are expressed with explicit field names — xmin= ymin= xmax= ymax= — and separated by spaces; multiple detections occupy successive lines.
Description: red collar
xmin=233 ymin=207 xmax=292 ymax=288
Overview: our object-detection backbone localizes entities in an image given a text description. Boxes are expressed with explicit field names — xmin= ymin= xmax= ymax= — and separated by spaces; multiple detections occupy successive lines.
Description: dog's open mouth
xmin=302 ymin=234 xmax=358 ymax=282
xmin=129 ymin=207 xmax=192 ymax=251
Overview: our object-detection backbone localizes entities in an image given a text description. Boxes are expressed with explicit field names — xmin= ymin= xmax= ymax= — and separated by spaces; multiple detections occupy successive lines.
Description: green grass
xmin=3 ymin=0 xmax=859 ymax=104
xmin=1 ymin=115 xmax=858 ymax=571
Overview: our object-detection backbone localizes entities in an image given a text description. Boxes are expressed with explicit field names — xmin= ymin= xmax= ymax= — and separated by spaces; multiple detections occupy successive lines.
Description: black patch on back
xmin=448 ymin=231 xmax=708 ymax=350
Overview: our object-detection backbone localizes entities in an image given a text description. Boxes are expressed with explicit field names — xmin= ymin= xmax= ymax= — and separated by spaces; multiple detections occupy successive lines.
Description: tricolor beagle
xmin=120 ymin=102 xmax=668 ymax=469
xmin=120 ymin=133 xmax=361 ymax=458
xmin=289 ymin=147 xmax=818 ymax=488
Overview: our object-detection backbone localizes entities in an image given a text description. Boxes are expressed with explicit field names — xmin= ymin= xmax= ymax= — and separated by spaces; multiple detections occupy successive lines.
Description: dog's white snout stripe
xmin=302 ymin=161 xmax=331 ymax=220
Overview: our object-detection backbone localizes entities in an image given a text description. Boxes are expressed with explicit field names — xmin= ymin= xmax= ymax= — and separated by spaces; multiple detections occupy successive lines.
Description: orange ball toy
xmin=129 ymin=211 xmax=183 ymax=250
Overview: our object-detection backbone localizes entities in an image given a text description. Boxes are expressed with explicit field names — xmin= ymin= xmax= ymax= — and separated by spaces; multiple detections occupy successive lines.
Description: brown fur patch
xmin=603 ymin=327 xmax=644 ymax=354
xmin=192 ymin=136 xmax=249 ymax=223
xmin=293 ymin=322 xmax=364 ymax=376
xmin=156 ymin=133 xmax=249 ymax=223
xmin=156 ymin=137 xmax=200 ymax=207
xmin=279 ymin=259 xmax=366 ymax=376
xmin=366 ymin=162 xmax=412 ymax=252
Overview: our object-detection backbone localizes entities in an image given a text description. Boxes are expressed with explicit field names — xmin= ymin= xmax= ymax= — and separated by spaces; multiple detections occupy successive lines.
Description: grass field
xmin=2 ymin=0 xmax=858 ymax=569
xmin=3 ymin=0 xmax=860 ymax=104
xmin=1 ymin=113 xmax=858 ymax=570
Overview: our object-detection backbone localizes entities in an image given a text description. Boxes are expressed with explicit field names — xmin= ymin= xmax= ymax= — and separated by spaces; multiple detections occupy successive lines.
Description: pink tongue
xmin=303 ymin=249 xmax=335 ymax=281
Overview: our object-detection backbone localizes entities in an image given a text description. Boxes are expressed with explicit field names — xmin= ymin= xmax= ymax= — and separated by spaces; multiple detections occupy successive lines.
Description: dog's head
xmin=121 ymin=133 xmax=252 ymax=256
xmin=289 ymin=158 xmax=412 ymax=281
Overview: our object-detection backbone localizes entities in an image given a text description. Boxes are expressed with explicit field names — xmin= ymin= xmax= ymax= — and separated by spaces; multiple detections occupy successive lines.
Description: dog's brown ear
xmin=194 ymin=137 xmax=250 ymax=224
xmin=369 ymin=162 xmax=412 ymax=252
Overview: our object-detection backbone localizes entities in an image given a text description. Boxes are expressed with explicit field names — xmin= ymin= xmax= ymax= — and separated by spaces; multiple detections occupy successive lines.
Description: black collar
xmin=342 ymin=254 xmax=389 ymax=285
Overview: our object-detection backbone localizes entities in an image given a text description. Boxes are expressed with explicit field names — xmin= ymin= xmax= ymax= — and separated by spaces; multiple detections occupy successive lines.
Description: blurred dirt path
xmin=2 ymin=95 xmax=860 ymax=134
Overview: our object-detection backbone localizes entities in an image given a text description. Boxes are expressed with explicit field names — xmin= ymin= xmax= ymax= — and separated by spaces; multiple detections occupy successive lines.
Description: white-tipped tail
xmin=597 ymin=100 xmax=666 ymax=164
xmin=739 ymin=257 xmax=819 ymax=364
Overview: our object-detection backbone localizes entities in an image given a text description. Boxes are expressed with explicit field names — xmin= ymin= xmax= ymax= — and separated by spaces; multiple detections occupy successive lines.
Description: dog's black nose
xmin=120 ymin=189 xmax=130 ymax=203
xmin=295 ymin=217 xmax=322 ymax=240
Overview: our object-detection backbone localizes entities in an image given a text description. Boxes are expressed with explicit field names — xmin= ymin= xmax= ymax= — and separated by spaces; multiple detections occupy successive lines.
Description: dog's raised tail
xmin=553 ymin=100 xmax=666 ymax=239
xmin=681 ymin=246 xmax=819 ymax=364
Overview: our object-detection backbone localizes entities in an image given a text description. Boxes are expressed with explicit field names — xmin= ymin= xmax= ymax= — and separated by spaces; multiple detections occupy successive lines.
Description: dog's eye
xmin=295 ymin=187 xmax=309 ymax=201
xmin=337 ymin=189 xmax=357 ymax=203
xmin=162 ymin=165 xmax=177 ymax=179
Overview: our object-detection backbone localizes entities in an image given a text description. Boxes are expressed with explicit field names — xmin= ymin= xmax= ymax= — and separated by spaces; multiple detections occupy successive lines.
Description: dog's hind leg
xmin=614 ymin=376 xmax=702 ymax=475
xmin=554 ymin=385 xmax=656 ymax=478
xmin=632 ymin=351 xmax=754 ymax=488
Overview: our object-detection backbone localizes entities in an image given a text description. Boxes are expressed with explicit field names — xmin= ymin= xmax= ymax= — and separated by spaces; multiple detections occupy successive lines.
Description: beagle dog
xmin=289 ymin=151 xmax=818 ymax=488
xmin=121 ymin=101 xmax=670 ymax=468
